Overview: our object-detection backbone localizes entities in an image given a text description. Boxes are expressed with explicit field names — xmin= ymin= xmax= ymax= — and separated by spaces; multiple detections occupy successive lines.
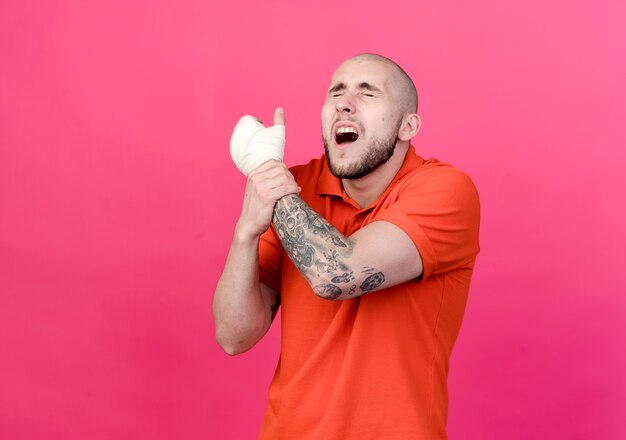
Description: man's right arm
xmin=213 ymin=227 xmax=280 ymax=355
xmin=212 ymin=159 xmax=299 ymax=355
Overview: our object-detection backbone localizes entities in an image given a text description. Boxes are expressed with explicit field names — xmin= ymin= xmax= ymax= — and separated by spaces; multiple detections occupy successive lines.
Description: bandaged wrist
xmin=229 ymin=115 xmax=285 ymax=176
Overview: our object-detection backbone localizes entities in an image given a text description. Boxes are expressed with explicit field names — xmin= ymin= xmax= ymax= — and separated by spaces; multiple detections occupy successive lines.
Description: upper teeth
xmin=336 ymin=127 xmax=357 ymax=135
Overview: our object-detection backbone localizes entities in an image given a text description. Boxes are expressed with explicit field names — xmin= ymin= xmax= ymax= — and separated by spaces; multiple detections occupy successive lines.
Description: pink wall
xmin=1 ymin=1 xmax=625 ymax=438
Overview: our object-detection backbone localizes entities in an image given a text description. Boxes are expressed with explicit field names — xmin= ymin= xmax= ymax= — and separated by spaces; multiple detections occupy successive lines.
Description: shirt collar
xmin=316 ymin=145 xmax=424 ymax=200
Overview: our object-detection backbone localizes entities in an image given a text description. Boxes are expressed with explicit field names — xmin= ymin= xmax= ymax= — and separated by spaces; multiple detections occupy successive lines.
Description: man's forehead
xmin=329 ymin=58 xmax=395 ymax=89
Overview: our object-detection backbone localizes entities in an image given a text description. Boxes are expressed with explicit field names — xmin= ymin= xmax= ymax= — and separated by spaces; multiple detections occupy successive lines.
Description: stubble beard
xmin=322 ymin=121 xmax=402 ymax=180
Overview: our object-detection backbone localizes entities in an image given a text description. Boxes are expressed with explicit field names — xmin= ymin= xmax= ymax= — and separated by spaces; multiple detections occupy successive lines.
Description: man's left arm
xmin=272 ymin=194 xmax=423 ymax=300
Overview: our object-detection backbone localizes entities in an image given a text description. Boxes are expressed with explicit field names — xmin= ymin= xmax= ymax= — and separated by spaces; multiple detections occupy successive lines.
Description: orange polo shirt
xmin=257 ymin=146 xmax=480 ymax=440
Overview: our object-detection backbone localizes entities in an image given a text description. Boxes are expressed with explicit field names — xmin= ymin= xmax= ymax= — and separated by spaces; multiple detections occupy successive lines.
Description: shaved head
xmin=347 ymin=53 xmax=418 ymax=114
xmin=321 ymin=53 xmax=421 ymax=179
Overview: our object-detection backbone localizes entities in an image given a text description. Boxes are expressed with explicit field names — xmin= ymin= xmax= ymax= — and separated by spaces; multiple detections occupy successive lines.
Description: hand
xmin=235 ymin=109 xmax=299 ymax=240
xmin=230 ymin=108 xmax=286 ymax=176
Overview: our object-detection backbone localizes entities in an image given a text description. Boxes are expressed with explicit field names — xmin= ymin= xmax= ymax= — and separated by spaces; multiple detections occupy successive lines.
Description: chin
xmin=327 ymin=158 xmax=372 ymax=180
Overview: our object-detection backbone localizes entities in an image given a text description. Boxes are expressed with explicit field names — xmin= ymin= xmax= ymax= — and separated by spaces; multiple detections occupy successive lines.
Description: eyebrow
xmin=358 ymin=82 xmax=382 ymax=93
xmin=328 ymin=82 xmax=346 ymax=94
xmin=328 ymin=81 xmax=383 ymax=95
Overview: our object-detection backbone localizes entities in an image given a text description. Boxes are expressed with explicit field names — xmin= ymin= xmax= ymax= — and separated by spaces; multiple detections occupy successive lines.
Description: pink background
xmin=1 ymin=0 xmax=625 ymax=438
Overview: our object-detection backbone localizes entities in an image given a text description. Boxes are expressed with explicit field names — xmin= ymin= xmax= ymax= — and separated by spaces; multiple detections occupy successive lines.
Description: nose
xmin=335 ymin=95 xmax=354 ymax=113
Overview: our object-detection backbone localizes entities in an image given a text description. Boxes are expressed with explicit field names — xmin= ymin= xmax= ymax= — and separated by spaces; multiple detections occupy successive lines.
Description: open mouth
xmin=335 ymin=126 xmax=359 ymax=145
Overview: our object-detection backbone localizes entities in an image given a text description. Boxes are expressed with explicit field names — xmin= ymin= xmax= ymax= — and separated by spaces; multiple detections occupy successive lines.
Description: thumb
xmin=274 ymin=107 xmax=285 ymax=126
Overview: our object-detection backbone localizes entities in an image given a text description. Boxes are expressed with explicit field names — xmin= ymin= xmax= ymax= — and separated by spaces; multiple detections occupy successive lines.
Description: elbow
xmin=215 ymin=328 xmax=258 ymax=356
xmin=311 ymin=281 xmax=345 ymax=301
xmin=220 ymin=343 xmax=245 ymax=356
xmin=215 ymin=334 xmax=247 ymax=356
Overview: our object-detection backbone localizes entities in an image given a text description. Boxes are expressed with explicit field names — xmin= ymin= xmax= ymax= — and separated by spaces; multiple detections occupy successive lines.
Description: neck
xmin=342 ymin=143 xmax=410 ymax=208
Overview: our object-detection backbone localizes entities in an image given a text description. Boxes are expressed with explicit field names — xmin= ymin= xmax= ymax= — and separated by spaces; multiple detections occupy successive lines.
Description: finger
xmin=249 ymin=159 xmax=284 ymax=175
xmin=267 ymin=182 xmax=300 ymax=200
xmin=255 ymin=172 xmax=297 ymax=193
xmin=274 ymin=107 xmax=285 ymax=126
xmin=263 ymin=164 xmax=294 ymax=180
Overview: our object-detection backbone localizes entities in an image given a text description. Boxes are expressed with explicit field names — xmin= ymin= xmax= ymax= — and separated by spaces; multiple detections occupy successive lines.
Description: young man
xmin=213 ymin=53 xmax=480 ymax=439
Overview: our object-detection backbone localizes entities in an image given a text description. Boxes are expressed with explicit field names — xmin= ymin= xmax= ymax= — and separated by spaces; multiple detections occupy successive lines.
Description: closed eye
xmin=328 ymin=82 xmax=346 ymax=97
xmin=358 ymin=82 xmax=382 ymax=97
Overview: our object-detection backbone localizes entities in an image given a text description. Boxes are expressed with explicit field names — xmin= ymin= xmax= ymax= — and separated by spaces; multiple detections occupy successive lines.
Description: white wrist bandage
xmin=229 ymin=115 xmax=285 ymax=176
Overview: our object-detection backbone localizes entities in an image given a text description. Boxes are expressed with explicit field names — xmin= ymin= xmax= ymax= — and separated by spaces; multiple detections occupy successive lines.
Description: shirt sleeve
xmin=258 ymin=225 xmax=283 ymax=292
xmin=372 ymin=165 xmax=480 ymax=281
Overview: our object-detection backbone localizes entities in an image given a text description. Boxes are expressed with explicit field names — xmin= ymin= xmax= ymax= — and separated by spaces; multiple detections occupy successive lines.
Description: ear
xmin=398 ymin=114 xmax=421 ymax=141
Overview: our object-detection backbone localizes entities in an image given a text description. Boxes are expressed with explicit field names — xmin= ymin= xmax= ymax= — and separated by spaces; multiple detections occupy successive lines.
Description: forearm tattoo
xmin=272 ymin=194 xmax=386 ymax=299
